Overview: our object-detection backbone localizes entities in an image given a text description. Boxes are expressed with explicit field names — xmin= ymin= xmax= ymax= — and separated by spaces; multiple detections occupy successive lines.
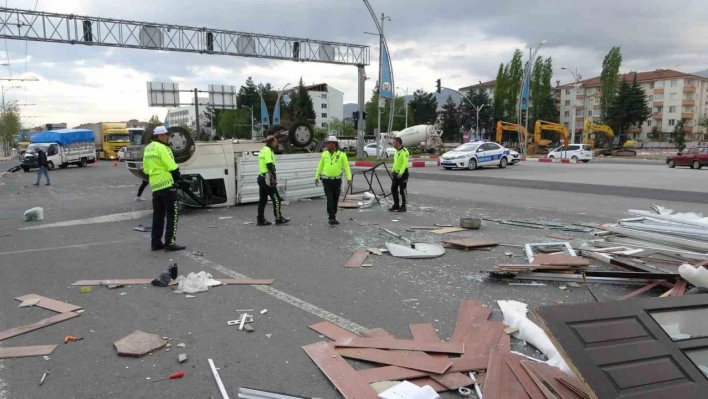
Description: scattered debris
xmin=0 ymin=312 xmax=80 ymax=342
xmin=80 ymin=287 xmax=92 ymax=294
xmin=386 ymin=242 xmax=445 ymax=259
xmin=434 ymin=224 xmax=454 ymax=227
xmin=75 ymin=310 xmax=85 ymax=314
xmin=173 ymin=271 xmax=222 ymax=294
xmin=132 ymin=224 xmax=151 ymax=232
xmin=208 ymin=359 xmax=230 ymax=399
xmin=567 ymin=282 xmax=582 ymax=288
xmin=430 ymin=227 xmax=466 ymax=235
xmin=178 ymin=353 xmax=188 ymax=363
xmin=362 ymin=264 xmax=373 ymax=268
xmin=151 ymin=264 xmax=179 ymax=287
xmin=366 ymin=248 xmax=383 ymax=256
xmin=23 ymin=207 xmax=44 ymax=222
xmin=508 ymin=283 xmax=546 ymax=287
xmin=0 ymin=345 xmax=57 ymax=359
xmin=64 ymin=335 xmax=83 ymax=344
xmin=546 ymin=233 xmax=575 ymax=241
xmin=243 ymin=221 xmax=254 ymax=225
xmin=266 ymin=334 xmax=272 ymax=338
xmin=244 ymin=324 xmax=255 ymax=332
xmin=17 ymin=298 xmax=40 ymax=308
xmin=442 ymin=238 xmax=498 ymax=251
xmin=219 ymin=216 xmax=233 ymax=220
xmin=260 ymin=309 xmax=268 ymax=315
xmin=379 ymin=381 xmax=440 ymax=399
xmin=459 ymin=217 xmax=482 ymax=230
xmin=191 ymin=251 xmax=205 ymax=257
xmin=345 ymin=249 xmax=369 ymax=268
xmin=151 ymin=371 xmax=184 ymax=382
xmin=176 ymin=343 xmax=186 ymax=348
xmin=39 ymin=371 xmax=49 ymax=386
xmin=237 ymin=387 xmax=307 ymax=399
xmin=238 ymin=313 xmax=249 ymax=330
xmin=114 ymin=330 xmax=167 ymax=358
xmin=185 ymin=295 xmax=196 ymax=299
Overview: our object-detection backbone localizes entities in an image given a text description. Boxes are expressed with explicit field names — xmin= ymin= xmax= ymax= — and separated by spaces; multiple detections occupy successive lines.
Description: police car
xmin=440 ymin=141 xmax=514 ymax=170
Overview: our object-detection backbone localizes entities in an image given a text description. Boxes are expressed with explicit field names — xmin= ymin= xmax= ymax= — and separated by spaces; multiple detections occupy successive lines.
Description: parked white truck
xmin=124 ymin=138 xmax=322 ymax=207
xmin=20 ymin=129 xmax=96 ymax=171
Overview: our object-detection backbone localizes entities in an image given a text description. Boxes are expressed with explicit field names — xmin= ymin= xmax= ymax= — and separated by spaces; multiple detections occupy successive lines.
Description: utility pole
xmin=561 ymin=67 xmax=580 ymax=144
xmin=517 ymin=40 xmax=546 ymax=155
xmin=193 ymin=88 xmax=200 ymax=137
xmin=474 ymin=104 xmax=485 ymax=140
xmin=376 ymin=12 xmax=390 ymax=159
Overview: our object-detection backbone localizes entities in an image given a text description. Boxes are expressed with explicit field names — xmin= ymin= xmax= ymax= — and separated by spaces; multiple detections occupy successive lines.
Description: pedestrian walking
xmin=315 ymin=136 xmax=352 ymax=225
xmin=142 ymin=126 xmax=186 ymax=251
xmin=136 ymin=179 xmax=149 ymax=201
xmin=33 ymin=146 xmax=50 ymax=186
xmin=256 ymin=135 xmax=290 ymax=226
xmin=389 ymin=137 xmax=409 ymax=213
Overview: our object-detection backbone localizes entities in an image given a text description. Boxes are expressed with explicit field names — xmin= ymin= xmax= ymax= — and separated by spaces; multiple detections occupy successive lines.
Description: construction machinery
xmin=496 ymin=121 xmax=530 ymax=152
xmin=532 ymin=120 xmax=570 ymax=155
xmin=583 ymin=120 xmax=637 ymax=157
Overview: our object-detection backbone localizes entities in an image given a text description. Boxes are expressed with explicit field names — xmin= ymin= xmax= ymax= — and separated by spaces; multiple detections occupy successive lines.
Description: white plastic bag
xmin=174 ymin=271 xmax=222 ymax=294
xmin=23 ymin=207 xmax=44 ymax=221
xmin=378 ymin=381 xmax=439 ymax=399
xmin=679 ymin=263 xmax=708 ymax=288
xmin=497 ymin=300 xmax=573 ymax=375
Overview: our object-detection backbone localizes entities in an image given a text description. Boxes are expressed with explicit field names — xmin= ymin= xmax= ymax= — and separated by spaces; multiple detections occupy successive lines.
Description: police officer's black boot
xmin=164 ymin=243 xmax=186 ymax=252
xmin=257 ymin=218 xmax=272 ymax=226
xmin=275 ymin=217 xmax=290 ymax=225
xmin=329 ymin=218 xmax=340 ymax=225
xmin=388 ymin=204 xmax=399 ymax=212
xmin=397 ymin=206 xmax=407 ymax=213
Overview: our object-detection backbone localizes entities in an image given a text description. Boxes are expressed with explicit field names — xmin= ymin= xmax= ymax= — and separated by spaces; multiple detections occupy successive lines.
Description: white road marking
xmin=0 ymin=239 xmax=140 ymax=256
xmin=183 ymin=252 xmax=367 ymax=334
xmin=19 ymin=210 xmax=152 ymax=231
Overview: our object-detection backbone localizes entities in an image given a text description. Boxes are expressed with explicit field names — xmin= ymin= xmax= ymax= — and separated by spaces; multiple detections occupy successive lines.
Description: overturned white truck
xmin=124 ymin=128 xmax=322 ymax=208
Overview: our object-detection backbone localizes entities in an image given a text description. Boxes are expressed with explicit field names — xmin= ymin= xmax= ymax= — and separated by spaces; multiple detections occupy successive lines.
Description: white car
xmin=440 ymin=142 xmax=513 ymax=170
xmin=363 ymin=143 xmax=395 ymax=158
xmin=547 ymin=144 xmax=593 ymax=163
xmin=117 ymin=147 xmax=127 ymax=162
xmin=508 ymin=150 xmax=520 ymax=165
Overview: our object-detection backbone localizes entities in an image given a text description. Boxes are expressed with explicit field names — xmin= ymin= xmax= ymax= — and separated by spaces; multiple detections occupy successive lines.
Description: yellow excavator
xmin=496 ymin=121 xmax=530 ymax=151
xmin=583 ymin=119 xmax=637 ymax=156
xmin=531 ymin=120 xmax=570 ymax=155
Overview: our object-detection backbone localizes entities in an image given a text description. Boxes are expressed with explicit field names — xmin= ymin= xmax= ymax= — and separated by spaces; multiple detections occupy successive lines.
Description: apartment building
xmin=286 ymin=83 xmax=344 ymax=129
xmin=459 ymin=80 xmax=496 ymax=99
xmin=559 ymin=69 xmax=708 ymax=141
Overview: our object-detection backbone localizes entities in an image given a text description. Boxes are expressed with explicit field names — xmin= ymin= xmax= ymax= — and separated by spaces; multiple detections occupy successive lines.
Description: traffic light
xmin=436 ymin=79 xmax=441 ymax=94
xmin=352 ymin=111 xmax=358 ymax=129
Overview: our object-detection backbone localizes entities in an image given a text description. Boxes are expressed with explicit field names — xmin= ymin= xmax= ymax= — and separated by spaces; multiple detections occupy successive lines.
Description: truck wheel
xmin=266 ymin=124 xmax=288 ymax=137
xmin=288 ymin=122 xmax=314 ymax=148
xmin=143 ymin=126 xmax=196 ymax=164
xmin=59 ymin=163 xmax=68 ymax=169
xmin=48 ymin=161 xmax=54 ymax=169
xmin=22 ymin=166 xmax=29 ymax=172
xmin=79 ymin=158 xmax=88 ymax=167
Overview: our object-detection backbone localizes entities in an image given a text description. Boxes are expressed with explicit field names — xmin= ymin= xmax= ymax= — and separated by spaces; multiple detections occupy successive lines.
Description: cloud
xmin=2 ymin=0 xmax=707 ymax=128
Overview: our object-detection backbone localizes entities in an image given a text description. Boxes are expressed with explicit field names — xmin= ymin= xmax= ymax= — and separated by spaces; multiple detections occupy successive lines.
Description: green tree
xmin=328 ymin=117 xmax=355 ymax=136
xmin=0 ymin=106 xmax=20 ymax=156
xmin=460 ymin=89 xmax=494 ymax=139
xmin=439 ymin=96 xmax=461 ymax=142
xmin=529 ymin=56 xmax=557 ymax=126
xmin=217 ymin=109 xmax=252 ymax=139
xmin=605 ymin=75 xmax=650 ymax=136
xmin=493 ymin=63 xmax=507 ymax=123
xmin=237 ymin=76 xmax=259 ymax=111
xmin=672 ymin=118 xmax=687 ymax=151
xmin=600 ymin=46 xmax=623 ymax=122
xmin=364 ymin=92 xmax=412 ymax=134
xmin=698 ymin=116 xmax=708 ymax=132
xmin=146 ymin=114 xmax=162 ymax=136
xmin=409 ymin=89 xmax=438 ymax=126
xmin=286 ymin=77 xmax=316 ymax=124
xmin=504 ymin=49 xmax=524 ymax=121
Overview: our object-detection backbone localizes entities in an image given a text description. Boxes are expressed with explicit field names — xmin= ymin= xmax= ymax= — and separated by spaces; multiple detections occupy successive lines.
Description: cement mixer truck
xmin=385 ymin=125 xmax=444 ymax=153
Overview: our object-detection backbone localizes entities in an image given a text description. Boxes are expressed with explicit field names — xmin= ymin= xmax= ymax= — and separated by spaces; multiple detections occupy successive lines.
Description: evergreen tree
xmin=492 ymin=63 xmax=506 ymax=124
xmin=606 ymin=75 xmax=650 ymax=135
xmin=439 ymin=96 xmax=461 ymax=142
xmin=529 ymin=56 xmax=557 ymax=126
xmin=287 ymin=77 xmax=316 ymax=123
xmin=504 ymin=50 xmax=524 ymax=121
xmin=459 ymin=89 xmax=494 ymax=139
xmin=672 ymin=118 xmax=687 ymax=151
xmin=409 ymin=89 xmax=438 ymax=126
xmin=237 ymin=76 xmax=258 ymax=110
xmin=146 ymin=114 xmax=162 ymax=136
xmin=600 ymin=47 xmax=623 ymax=122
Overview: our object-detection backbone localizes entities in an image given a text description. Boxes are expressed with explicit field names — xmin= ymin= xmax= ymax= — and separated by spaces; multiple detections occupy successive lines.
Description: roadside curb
xmin=351 ymin=160 xmax=440 ymax=168
xmin=532 ymin=158 xmax=578 ymax=164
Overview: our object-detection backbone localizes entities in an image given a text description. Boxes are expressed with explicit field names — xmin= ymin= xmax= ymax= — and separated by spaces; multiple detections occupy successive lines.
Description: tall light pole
xmin=517 ymin=40 xmax=546 ymax=154
xmin=1 ymin=85 xmax=21 ymax=111
xmin=561 ymin=67 xmax=580 ymax=144
xmin=473 ymin=104 xmax=485 ymax=140
xmin=396 ymin=86 xmax=409 ymax=128
xmin=241 ymin=105 xmax=254 ymax=139
xmin=376 ymin=13 xmax=390 ymax=159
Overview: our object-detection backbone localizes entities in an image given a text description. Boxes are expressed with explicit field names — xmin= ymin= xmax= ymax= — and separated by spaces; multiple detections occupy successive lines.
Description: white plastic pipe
xmin=208 ymin=359 xmax=230 ymax=399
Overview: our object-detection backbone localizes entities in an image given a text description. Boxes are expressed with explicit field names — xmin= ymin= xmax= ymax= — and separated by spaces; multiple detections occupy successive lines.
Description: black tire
xmin=668 ymin=160 xmax=675 ymax=168
xmin=142 ymin=126 xmax=196 ymax=164
xmin=467 ymin=158 xmax=477 ymax=170
xmin=47 ymin=161 xmax=54 ymax=169
xmin=498 ymin=157 xmax=508 ymax=169
xmin=693 ymin=161 xmax=702 ymax=170
xmin=266 ymin=124 xmax=288 ymax=136
xmin=79 ymin=158 xmax=88 ymax=167
xmin=59 ymin=163 xmax=68 ymax=169
xmin=21 ymin=166 xmax=29 ymax=172
xmin=548 ymin=155 xmax=555 ymax=159
xmin=571 ymin=156 xmax=579 ymax=162
xmin=443 ymin=167 xmax=453 ymax=170
xmin=288 ymin=121 xmax=314 ymax=148
xmin=582 ymin=160 xmax=590 ymax=163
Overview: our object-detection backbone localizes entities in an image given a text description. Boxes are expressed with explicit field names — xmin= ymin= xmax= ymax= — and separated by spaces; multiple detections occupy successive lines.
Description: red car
xmin=666 ymin=147 xmax=708 ymax=169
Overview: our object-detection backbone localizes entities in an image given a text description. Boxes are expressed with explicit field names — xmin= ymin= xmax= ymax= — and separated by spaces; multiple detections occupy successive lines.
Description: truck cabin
xmin=127 ymin=128 xmax=145 ymax=146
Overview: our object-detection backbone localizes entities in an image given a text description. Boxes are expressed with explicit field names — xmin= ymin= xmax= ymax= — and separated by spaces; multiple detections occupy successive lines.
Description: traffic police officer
xmin=315 ymin=136 xmax=352 ymax=225
xmin=389 ymin=137 xmax=409 ymax=213
xmin=256 ymin=135 xmax=290 ymax=226
xmin=142 ymin=126 xmax=186 ymax=251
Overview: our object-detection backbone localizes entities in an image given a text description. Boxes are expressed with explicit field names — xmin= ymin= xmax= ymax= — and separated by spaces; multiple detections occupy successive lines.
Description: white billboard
xmin=147 ymin=82 xmax=180 ymax=107
xmin=208 ymin=85 xmax=237 ymax=109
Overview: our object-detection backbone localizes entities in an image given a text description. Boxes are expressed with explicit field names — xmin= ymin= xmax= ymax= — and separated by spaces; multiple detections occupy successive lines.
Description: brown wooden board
xmin=0 ymin=345 xmax=58 ymax=359
xmin=430 ymin=227 xmax=467 ymax=235
xmin=484 ymin=348 xmax=503 ymax=399
xmin=449 ymin=300 xmax=492 ymax=344
xmin=345 ymin=249 xmax=369 ymax=268
xmin=442 ymin=238 xmax=499 ymax=249
xmin=309 ymin=321 xmax=357 ymax=341
xmin=409 ymin=378 xmax=448 ymax=392
xmin=520 ymin=361 xmax=559 ymax=399
xmin=610 ymin=257 xmax=678 ymax=274
xmin=336 ymin=347 xmax=452 ymax=374
xmin=357 ymin=365 xmax=429 ymax=384
xmin=338 ymin=202 xmax=360 ymax=209
xmin=533 ymin=295 xmax=708 ymax=399
xmin=334 ymin=336 xmax=464 ymax=354
xmin=14 ymin=294 xmax=82 ymax=313
xmin=463 ymin=322 xmax=505 ymax=357
xmin=557 ymin=377 xmax=591 ymax=399
xmin=547 ymin=234 xmax=576 ymax=241
xmin=409 ymin=323 xmax=473 ymax=390
xmin=617 ymin=281 xmax=663 ymax=301
xmin=507 ymin=357 xmax=547 ymax=399
xmin=523 ymin=361 xmax=586 ymax=399
xmin=448 ymin=355 xmax=489 ymax=372
xmin=360 ymin=328 xmax=394 ymax=338
xmin=670 ymin=279 xmax=687 ymax=296
xmin=501 ymin=356 xmax=533 ymax=399
xmin=0 ymin=312 xmax=79 ymax=342
xmin=532 ymin=255 xmax=590 ymax=267
xmin=303 ymin=341 xmax=378 ymax=399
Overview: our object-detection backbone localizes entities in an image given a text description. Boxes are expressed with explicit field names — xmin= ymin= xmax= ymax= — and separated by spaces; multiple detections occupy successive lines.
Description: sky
xmin=2 ymin=0 xmax=708 ymax=128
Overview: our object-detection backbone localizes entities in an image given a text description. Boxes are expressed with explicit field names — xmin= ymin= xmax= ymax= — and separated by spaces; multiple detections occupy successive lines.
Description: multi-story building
xmin=459 ymin=80 xmax=496 ymax=99
xmin=559 ymin=69 xmax=708 ymax=141
xmin=286 ymin=83 xmax=344 ymax=129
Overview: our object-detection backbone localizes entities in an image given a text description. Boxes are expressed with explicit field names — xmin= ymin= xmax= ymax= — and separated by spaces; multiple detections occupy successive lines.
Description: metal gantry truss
xmin=0 ymin=8 xmax=370 ymax=66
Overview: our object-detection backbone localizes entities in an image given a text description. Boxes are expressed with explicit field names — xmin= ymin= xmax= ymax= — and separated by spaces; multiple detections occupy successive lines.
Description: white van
xmin=547 ymin=144 xmax=593 ymax=163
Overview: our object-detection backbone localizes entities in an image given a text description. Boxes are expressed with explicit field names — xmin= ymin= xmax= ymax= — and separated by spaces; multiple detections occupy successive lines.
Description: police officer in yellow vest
xmin=256 ymin=136 xmax=290 ymax=226
xmin=389 ymin=137 xmax=409 ymax=213
xmin=142 ymin=126 xmax=186 ymax=251
xmin=315 ymin=136 xmax=352 ymax=225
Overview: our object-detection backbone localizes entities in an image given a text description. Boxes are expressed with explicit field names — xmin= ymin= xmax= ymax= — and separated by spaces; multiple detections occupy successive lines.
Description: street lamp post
xmin=241 ymin=105 xmax=254 ymax=139
xmin=396 ymin=86 xmax=409 ymax=128
xmin=561 ymin=67 xmax=580 ymax=144
xmin=1 ymin=85 xmax=21 ymax=111
xmin=474 ymin=104 xmax=485 ymax=140
xmin=517 ymin=40 xmax=546 ymax=154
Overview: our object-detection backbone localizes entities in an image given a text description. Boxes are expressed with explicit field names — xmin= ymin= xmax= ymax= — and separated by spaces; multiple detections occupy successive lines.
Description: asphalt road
xmin=0 ymin=159 xmax=706 ymax=398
